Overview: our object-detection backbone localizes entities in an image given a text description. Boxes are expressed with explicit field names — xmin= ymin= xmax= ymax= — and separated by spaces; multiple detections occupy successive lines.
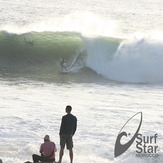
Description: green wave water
xmin=0 ymin=31 xmax=120 ymax=83
xmin=1 ymin=31 xmax=163 ymax=84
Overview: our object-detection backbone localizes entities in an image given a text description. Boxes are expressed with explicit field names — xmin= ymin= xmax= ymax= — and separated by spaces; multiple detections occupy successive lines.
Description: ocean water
xmin=0 ymin=0 xmax=163 ymax=163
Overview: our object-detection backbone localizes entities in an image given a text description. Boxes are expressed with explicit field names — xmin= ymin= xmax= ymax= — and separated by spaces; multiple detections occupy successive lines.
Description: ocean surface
xmin=0 ymin=0 xmax=163 ymax=163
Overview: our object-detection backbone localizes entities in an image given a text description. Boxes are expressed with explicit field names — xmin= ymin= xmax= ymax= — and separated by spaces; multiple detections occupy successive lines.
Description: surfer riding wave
xmin=60 ymin=58 xmax=67 ymax=72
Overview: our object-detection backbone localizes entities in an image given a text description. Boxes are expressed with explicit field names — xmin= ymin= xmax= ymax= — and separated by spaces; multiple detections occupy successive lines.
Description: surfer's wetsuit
xmin=60 ymin=58 xmax=67 ymax=71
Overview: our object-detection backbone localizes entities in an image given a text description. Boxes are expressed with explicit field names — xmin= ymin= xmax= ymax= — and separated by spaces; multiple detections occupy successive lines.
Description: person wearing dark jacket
xmin=58 ymin=105 xmax=77 ymax=163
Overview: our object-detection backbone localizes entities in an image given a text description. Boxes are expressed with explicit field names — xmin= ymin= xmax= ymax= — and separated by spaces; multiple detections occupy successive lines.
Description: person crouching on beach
xmin=32 ymin=135 xmax=57 ymax=163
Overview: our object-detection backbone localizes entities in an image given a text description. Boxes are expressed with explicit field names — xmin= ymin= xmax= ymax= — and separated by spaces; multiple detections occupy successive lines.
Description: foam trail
xmin=66 ymin=47 xmax=86 ymax=72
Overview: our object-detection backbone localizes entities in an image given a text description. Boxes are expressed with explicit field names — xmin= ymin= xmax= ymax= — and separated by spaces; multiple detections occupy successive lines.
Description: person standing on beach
xmin=58 ymin=105 xmax=77 ymax=163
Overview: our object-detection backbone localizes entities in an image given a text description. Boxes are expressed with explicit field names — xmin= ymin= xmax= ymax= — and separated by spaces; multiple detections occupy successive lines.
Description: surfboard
xmin=61 ymin=69 xmax=69 ymax=73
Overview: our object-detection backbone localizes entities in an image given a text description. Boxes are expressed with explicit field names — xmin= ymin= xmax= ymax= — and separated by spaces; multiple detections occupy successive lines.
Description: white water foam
xmin=85 ymin=36 xmax=163 ymax=83
xmin=0 ymin=81 xmax=163 ymax=163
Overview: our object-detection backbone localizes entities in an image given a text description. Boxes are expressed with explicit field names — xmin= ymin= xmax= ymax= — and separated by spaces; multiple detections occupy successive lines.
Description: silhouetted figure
xmin=58 ymin=105 xmax=77 ymax=163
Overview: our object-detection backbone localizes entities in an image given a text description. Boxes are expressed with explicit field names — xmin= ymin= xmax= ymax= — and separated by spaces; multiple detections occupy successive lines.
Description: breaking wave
xmin=0 ymin=30 xmax=163 ymax=83
xmin=85 ymin=36 xmax=163 ymax=83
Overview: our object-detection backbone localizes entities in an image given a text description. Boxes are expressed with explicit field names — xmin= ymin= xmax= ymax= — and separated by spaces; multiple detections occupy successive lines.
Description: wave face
xmin=0 ymin=31 xmax=82 ymax=67
xmin=0 ymin=31 xmax=84 ymax=81
xmin=0 ymin=31 xmax=163 ymax=83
